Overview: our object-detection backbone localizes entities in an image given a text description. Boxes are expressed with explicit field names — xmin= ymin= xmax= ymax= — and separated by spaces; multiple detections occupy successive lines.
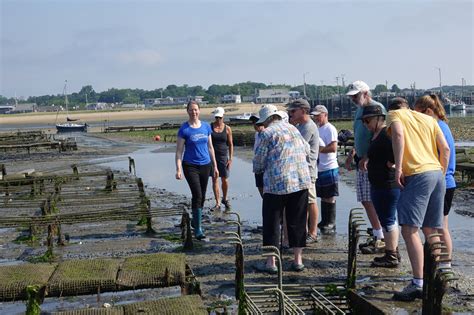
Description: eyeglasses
xmin=215 ymin=116 xmax=223 ymax=119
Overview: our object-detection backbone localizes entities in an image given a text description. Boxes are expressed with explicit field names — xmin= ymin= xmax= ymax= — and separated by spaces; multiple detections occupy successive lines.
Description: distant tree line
xmin=1 ymin=82 xmax=473 ymax=108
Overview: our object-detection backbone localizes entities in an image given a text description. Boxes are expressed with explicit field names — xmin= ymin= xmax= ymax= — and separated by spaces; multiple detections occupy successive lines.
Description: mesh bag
xmin=123 ymin=295 xmax=207 ymax=315
xmin=117 ymin=253 xmax=186 ymax=290
xmin=0 ymin=263 xmax=57 ymax=301
xmin=51 ymin=308 xmax=124 ymax=315
xmin=48 ymin=259 xmax=121 ymax=296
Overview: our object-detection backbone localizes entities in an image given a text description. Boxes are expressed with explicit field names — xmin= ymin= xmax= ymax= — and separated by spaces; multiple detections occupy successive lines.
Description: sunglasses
xmin=362 ymin=117 xmax=372 ymax=124
xmin=288 ymin=108 xmax=299 ymax=114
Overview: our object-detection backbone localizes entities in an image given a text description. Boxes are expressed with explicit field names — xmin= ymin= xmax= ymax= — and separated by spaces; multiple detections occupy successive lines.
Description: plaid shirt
xmin=253 ymin=120 xmax=311 ymax=195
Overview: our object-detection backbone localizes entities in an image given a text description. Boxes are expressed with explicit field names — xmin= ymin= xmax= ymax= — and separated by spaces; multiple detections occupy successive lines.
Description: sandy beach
xmin=0 ymin=103 xmax=282 ymax=126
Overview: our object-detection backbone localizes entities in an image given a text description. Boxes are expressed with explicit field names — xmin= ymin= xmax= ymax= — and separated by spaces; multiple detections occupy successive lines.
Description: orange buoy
xmin=154 ymin=135 xmax=161 ymax=141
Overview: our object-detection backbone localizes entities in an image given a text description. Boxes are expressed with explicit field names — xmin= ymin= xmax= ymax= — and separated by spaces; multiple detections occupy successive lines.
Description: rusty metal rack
xmin=0 ymin=162 xmax=192 ymax=253
xmin=0 ymin=130 xmax=77 ymax=155
xmin=229 ymin=208 xmax=371 ymax=314
xmin=422 ymin=233 xmax=458 ymax=315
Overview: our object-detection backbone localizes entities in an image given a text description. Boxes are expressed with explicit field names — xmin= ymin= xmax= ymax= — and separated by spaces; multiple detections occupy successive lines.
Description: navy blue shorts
xmin=370 ymin=187 xmax=400 ymax=231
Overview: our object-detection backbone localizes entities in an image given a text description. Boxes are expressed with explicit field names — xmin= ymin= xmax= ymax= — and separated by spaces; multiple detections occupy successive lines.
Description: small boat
xmin=229 ymin=112 xmax=255 ymax=122
xmin=56 ymin=80 xmax=87 ymax=133
xmin=451 ymin=101 xmax=466 ymax=111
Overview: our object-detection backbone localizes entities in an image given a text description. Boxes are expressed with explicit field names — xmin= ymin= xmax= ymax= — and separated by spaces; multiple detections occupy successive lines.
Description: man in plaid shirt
xmin=253 ymin=104 xmax=311 ymax=273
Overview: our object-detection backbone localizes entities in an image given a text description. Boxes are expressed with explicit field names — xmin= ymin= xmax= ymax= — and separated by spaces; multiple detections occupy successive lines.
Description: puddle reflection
xmin=100 ymin=146 xmax=473 ymax=252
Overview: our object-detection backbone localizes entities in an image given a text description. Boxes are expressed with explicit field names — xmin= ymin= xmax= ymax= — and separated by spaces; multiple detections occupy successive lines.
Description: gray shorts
xmin=397 ymin=170 xmax=445 ymax=228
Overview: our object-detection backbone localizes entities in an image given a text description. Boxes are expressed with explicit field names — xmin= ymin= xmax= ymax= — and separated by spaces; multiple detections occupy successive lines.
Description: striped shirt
xmin=253 ymin=120 xmax=311 ymax=195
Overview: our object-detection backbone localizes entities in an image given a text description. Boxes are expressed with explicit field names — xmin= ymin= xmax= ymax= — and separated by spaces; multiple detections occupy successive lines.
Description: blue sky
xmin=1 ymin=0 xmax=473 ymax=98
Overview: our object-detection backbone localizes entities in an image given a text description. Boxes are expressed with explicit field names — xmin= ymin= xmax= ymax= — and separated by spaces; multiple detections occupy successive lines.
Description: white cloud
xmin=115 ymin=49 xmax=162 ymax=66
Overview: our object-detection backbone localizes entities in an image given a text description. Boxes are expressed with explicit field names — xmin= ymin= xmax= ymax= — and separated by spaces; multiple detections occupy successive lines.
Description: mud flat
xmin=0 ymin=134 xmax=473 ymax=314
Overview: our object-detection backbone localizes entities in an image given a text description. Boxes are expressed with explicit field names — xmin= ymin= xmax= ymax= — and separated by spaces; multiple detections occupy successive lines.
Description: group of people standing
xmin=345 ymin=81 xmax=455 ymax=302
xmin=175 ymin=80 xmax=456 ymax=302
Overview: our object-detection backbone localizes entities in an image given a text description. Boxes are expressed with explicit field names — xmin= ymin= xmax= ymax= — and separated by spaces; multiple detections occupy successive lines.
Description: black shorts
xmin=255 ymin=173 xmax=263 ymax=188
xmin=210 ymin=159 xmax=229 ymax=178
xmin=444 ymin=187 xmax=455 ymax=216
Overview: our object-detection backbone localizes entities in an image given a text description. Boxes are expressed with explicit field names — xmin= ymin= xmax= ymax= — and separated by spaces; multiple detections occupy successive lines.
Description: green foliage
xmin=373 ymin=84 xmax=388 ymax=95
xmin=25 ymin=285 xmax=42 ymax=315
xmin=15 ymin=83 xmax=474 ymax=107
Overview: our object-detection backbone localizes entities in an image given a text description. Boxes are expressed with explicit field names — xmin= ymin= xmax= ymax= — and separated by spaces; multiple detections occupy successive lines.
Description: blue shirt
xmin=438 ymin=120 xmax=456 ymax=189
xmin=178 ymin=121 xmax=212 ymax=165
xmin=353 ymin=100 xmax=387 ymax=157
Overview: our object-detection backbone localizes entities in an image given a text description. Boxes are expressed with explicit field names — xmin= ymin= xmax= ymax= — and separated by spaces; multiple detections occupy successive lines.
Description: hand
xmin=175 ymin=170 xmax=182 ymax=180
xmin=395 ymin=169 xmax=404 ymax=189
xmin=358 ymin=157 xmax=368 ymax=172
xmin=226 ymin=159 xmax=232 ymax=170
xmin=213 ymin=168 xmax=219 ymax=178
xmin=344 ymin=155 xmax=353 ymax=171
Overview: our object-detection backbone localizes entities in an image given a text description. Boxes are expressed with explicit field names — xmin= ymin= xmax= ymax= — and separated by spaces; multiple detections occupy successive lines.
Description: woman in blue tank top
xmin=175 ymin=101 xmax=219 ymax=240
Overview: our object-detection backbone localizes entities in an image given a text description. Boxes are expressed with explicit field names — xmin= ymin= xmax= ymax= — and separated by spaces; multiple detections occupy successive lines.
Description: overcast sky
xmin=1 ymin=0 xmax=473 ymax=98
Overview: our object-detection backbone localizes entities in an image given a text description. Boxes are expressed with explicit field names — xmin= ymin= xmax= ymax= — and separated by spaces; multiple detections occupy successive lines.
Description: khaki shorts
xmin=308 ymin=184 xmax=317 ymax=204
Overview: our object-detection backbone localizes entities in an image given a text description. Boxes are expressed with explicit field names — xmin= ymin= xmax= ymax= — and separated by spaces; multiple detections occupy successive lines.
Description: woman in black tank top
xmin=210 ymin=107 xmax=234 ymax=211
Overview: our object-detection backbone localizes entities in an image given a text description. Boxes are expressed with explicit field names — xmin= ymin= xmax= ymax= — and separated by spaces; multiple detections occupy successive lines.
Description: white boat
xmin=229 ymin=112 xmax=255 ymax=122
xmin=56 ymin=81 xmax=87 ymax=133
xmin=451 ymin=101 xmax=466 ymax=111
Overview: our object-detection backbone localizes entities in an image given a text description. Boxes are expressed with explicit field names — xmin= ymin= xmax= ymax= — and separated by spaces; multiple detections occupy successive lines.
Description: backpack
xmin=338 ymin=129 xmax=353 ymax=143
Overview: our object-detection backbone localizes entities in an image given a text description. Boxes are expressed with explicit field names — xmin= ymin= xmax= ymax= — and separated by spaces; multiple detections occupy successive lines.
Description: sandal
xmin=222 ymin=199 xmax=232 ymax=211
xmin=291 ymin=262 xmax=305 ymax=272
xmin=210 ymin=204 xmax=221 ymax=212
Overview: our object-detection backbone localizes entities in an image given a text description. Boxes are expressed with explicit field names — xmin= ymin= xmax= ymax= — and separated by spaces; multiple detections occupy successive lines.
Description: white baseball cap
xmin=310 ymin=105 xmax=328 ymax=116
xmin=256 ymin=104 xmax=285 ymax=124
xmin=213 ymin=107 xmax=225 ymax=118
xmin=346 ymin=80 xmax=370 ymax=96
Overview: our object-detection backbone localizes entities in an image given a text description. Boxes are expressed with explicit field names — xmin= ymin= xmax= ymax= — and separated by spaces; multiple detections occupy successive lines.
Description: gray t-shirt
xmin=297 ymin=119 xmax=319 ymax=181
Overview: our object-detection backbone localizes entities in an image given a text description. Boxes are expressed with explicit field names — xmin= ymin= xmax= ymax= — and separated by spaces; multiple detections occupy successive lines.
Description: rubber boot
xmin=192 ymin=208 xmax=206 ymax=240
xmin=317 ymin=205 xmax=327 ymax=229
xmin=320 ymin=201 xmax=336 ymax=235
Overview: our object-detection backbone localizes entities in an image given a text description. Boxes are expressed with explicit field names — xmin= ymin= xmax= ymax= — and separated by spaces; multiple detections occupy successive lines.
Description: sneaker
xmin=371 ymin=251 xmax=399 ymax=268
xmin=306 ymin=234 xmax=319 ymax=244
xmin=392 ymin=282 xmax=423 ymax=301
xmin=291 ymin=262 xmax=305 ymax=272
xmin=222 ymin=199 xmax=232 ymax=211
xmin=360 ymin=239 xmax=385 ymax=254
xmin=254 ymin=263 xmax=278 ymax=274
xmin=359 ymin=237 xmax=375 ymax=250
xmin=374 ymin=249 xmax=401 ymax=262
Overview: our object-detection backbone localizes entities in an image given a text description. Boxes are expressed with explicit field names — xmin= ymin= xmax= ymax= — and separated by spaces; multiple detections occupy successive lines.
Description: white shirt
xmin=318 ymin=122 xmax=339 ymax=171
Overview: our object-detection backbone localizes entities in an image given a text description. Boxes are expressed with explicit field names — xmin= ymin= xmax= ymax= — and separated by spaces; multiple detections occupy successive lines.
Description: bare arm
xmin=175 ymin=137 xmax=185 ymax=180
xmin=226 ymin=126 xmax=234 ymax=169
xmin=344 ymin=147 xmax=355 ymax=171
xmin=208 ymin=135 xmax=219 ymax=178
xmin=390 ymin=121 xmax=405 ymax=188
xmin=320 ymin=141 xmax=337 ymax=154
xmin=435 ymin=131 xmax=450 ymax=174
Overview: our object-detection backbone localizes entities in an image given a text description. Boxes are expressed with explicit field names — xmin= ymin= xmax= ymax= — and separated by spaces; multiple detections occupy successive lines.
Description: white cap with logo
xmin=346 ymin=81 xmax=370 ymax=96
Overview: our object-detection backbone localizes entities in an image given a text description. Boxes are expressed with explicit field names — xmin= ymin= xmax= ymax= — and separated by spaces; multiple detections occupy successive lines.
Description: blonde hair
xmin=414 ymin=94 xmax=447 ymax=122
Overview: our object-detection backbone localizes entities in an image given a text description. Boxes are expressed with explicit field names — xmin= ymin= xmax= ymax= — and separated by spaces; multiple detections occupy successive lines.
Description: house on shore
xmin=144 ymin=96 xmax=207 ymax=107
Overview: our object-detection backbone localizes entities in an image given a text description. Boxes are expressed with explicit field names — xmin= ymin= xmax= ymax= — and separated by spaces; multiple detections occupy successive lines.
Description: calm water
xmin=99 ymin=144 xmax=474 ymax=253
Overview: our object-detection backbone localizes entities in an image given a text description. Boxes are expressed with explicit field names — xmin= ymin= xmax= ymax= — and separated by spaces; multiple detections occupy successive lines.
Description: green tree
xmin=391 ymin=84 xmax=401 ymax=93
xmin=373 ymin=84 xmax=388 ymax=95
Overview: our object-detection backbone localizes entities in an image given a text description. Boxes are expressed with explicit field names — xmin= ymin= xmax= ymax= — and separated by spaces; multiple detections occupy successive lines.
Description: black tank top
xmin=211 ymin=124 xmax=228 ymax=160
